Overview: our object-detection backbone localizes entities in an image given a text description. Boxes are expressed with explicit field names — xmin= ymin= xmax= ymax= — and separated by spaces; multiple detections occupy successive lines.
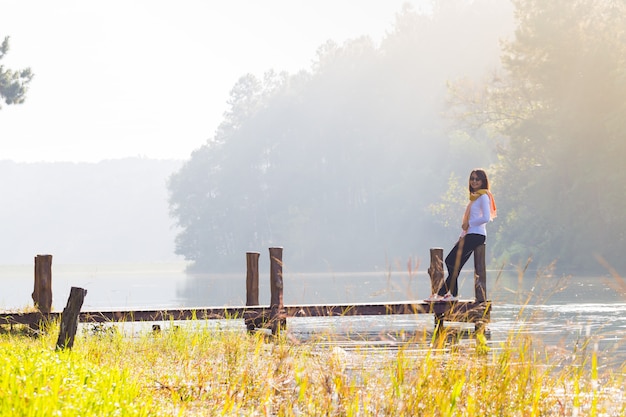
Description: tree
xmin=0 ymin=36 xmax=33 ymax=108
xmin=449 ymin=0 xmax=626 ymax=273
xmin=168 ymin=2 xmax=514 ymax=272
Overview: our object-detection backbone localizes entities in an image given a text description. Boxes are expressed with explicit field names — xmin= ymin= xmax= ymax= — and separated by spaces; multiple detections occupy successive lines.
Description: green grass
xmin=0 ymin=326 xmax=152 ymax=416
xmin=0 ymin=320 xmax=623 ymax=416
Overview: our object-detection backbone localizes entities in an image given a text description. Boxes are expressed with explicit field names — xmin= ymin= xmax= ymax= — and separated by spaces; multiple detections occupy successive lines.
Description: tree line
xmin=167 ymin=0 xmax=624 ymax=275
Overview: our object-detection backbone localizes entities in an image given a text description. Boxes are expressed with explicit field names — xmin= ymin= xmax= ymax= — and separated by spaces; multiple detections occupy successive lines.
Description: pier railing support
xmin=244 ymin=252 xmax=260 ymax=332
xmin=427 ymin=248 xmax=445 ymax=296
xmin=473 ymin=244 xmax=487 ymax=303
xmin=427 ymin=245 xmax=488 ymax=302
xmin=473 ymin=244 xmax=488 ymax=333
xmin=428 ymin=245 xmax=489 ymax=332
xmin=269 ymin=247 xmax=286 ymax=334
xmin=0 ymin=247 xmax=493 ymax=337
xmin=32 ymin=254 xmax=53 ymax=314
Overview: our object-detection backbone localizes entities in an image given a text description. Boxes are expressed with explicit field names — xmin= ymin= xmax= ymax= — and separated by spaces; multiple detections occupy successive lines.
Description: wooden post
xmin=56 ymin=287 xmax=87 ymax=350
xmin=269 ymin=247 xmax=286 ymax=334
xmin=427 ymin=248 xmax=444 ymax=296
xmin=473 ymin=244 xmax=487 ymax=302
xmin=246 ymin=252 xmax=260 ymax=306
xmin=428 ymin=248 xmax=446 ymax=330
xmin=32 ymin=254 xmax=53 ymax=314
xmin=245 ymin=251 xmax=260 ymax=331
xmin=473 ymin=243 xmax=489 ymax=333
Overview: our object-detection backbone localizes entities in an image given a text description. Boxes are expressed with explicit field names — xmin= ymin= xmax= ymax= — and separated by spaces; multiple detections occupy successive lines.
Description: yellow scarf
xmin=463 ymin=189 xmax=497 ymax=226
xmin=469 ymin=189 xmax=497 ymax=218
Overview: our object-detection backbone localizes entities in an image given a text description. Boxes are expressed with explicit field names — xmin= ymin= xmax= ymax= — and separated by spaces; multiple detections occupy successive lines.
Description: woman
xmin=426 ymin=169 xmax=497 ymax=302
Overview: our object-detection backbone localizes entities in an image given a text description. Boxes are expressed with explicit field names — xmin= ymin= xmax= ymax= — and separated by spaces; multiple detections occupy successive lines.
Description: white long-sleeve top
xmin=466 ymin=194 xmax=491 ymax=236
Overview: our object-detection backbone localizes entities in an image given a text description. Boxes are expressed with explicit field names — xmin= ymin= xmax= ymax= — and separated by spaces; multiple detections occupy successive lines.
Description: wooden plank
xmin=0 ymin=311 xmax=52 ymax=326
xmin=0 ymin=300 xmax=490 ymax=326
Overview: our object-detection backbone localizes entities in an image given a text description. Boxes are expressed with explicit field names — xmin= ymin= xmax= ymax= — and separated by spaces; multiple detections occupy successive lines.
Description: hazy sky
xmin=1 ymin=0 xmax=431 ymax=163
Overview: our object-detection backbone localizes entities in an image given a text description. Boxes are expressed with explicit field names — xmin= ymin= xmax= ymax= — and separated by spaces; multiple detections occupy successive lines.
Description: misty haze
xmin=0 ymin=159 xmax=182 ymax=265
xmin=2 ymin=1 xmax=624 ymax=278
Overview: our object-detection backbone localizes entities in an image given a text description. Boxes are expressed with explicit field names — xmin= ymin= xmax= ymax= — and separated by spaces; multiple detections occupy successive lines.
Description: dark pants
xmin=438 ymin=233 xmax=486 ymax=297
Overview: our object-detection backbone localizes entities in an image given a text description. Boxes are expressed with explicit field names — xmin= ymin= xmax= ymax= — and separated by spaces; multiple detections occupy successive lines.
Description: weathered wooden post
xmin=244 ymin=251 xmax=260 ymax=332
xmin=473 ymin=244 xmax=488 ymax=333
xmin=269 ymin=247 xmax=286 ymax=334
xmin=32 ymin=254 xmax=53 ymax=314
xmin=427 ymin=248 xmax=445 ymax=296
xmin=56 ymin=287 xmax=87 ymax=350
xmin=473 ymin=244 xmax=487 ymax=302
xmin=428 ymin=248 xmax=446 ymax=330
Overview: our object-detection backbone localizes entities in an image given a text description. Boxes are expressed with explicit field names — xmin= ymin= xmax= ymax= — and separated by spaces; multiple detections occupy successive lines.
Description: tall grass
xmin=0 ymin=324 xmax=154 ymax=416
xmin=1 ymin=316 xmax=624 ymax=416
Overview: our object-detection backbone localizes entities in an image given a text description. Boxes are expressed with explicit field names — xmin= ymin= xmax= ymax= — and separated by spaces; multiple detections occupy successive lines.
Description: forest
xmin=168 ymin=0 xmax=626 ymax=275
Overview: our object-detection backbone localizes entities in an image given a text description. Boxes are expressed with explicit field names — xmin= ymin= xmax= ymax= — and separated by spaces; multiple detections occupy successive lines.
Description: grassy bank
xmin=0 ymin=321 xmax=623 ymax=416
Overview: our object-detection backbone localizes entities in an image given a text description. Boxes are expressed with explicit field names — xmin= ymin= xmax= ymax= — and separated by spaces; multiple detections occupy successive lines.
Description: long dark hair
xmin=469 ymin=169 xmax=489 ymax=193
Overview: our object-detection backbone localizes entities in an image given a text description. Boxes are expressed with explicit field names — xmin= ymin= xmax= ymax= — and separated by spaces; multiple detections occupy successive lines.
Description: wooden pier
xmin=0 ymin=248 xmax=490 ymax=334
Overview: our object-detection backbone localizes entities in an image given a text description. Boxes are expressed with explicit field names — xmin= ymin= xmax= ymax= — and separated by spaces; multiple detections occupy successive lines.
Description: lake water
xmin=2 ymin=262 xmax=625 ymax=366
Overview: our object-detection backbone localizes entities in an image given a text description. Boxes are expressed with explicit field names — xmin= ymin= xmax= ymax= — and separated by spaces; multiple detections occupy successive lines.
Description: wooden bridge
xmin=0 ymin=248 xmax=490 ymax=338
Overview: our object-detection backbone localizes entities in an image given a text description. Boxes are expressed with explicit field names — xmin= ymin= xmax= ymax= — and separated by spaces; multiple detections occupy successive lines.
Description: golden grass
xmin=1 ymin=317 xmax=624 ymax=417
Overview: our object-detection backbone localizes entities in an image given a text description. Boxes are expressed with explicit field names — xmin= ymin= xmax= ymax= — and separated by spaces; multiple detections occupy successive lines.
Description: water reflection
xmin=1 ymin=262 xmax=622 ymax=310
xmin=2 ymin=263 xmax=626 ymax=366
xmin=177 ymin=270 xmax=422 ymax=307
xmin=175 ymin=267 xmax=626 ymax=365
